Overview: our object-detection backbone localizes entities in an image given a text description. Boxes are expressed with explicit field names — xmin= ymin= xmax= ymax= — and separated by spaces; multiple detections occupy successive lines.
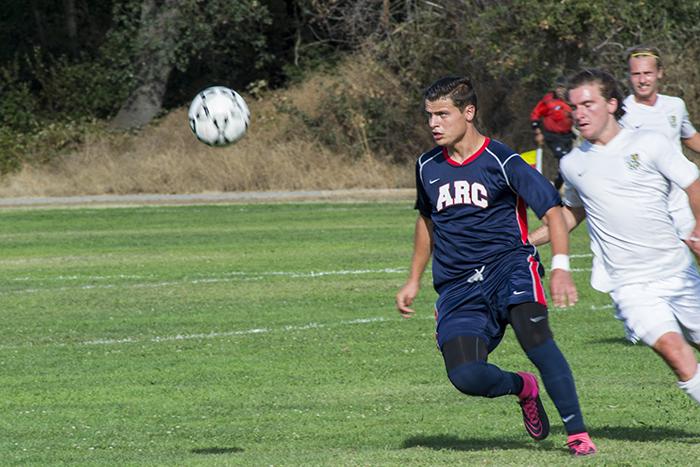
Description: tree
xmin=110 ymin=0 xmax=183 ymax=129
xmin=110 ymin=0 xmax=276 ymax=129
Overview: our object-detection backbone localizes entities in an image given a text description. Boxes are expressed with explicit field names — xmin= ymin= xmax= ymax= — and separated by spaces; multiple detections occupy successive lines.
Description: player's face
xmin=425 ymin=98 xmax=472 ymax=147
xmin=569 ymin=83 xmax=619 ymax=145
xmin=628 ymin=56 xmax=662 ymax=102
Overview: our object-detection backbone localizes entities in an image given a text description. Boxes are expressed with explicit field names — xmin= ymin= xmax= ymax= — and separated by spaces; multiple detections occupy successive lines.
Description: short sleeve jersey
xmin=560 ymin=128 xmax=698 ymax=290
xmin=415 ymin=137 xmax=561 ymax=292
xmin=619 ymin=94 xmax=698 ymax=233
xmin=620 ymin=94 xmax=697 ymax=152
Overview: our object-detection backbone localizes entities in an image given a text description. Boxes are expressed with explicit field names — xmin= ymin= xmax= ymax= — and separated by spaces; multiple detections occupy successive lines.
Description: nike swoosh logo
xmin=513 ymin=290 xmax=527 ymax=295
xmin=429 ymin=178 xmax=440 ymax=184
xmin=530 ymin=316 xmax=546 ymax=323
xmin=562 ymin=414 xmax=576 ymax=423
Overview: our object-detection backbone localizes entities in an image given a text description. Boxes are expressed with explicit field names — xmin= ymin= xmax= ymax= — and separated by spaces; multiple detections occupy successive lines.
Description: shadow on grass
xmin=191 ymin=447 xmax=244 ymax=455
xmin=402 ymin=434 xmax=548 ymax=452
xmin=593 ymin=425 xmax=700 ymax=443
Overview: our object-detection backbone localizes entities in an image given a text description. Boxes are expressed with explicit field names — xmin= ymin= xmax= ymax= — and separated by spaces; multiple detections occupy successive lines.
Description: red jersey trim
xmin=442 ymin=137 xmax=491 ymax=166
xmin=515 ymin=196 xmax=529 ymax=244
xmin=528 ymin=256 xmax=548 ymax=306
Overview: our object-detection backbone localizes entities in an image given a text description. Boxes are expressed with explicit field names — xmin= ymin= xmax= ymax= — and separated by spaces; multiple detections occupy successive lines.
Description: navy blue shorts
xmin=434 ymin=249 xmax=547 ymax=351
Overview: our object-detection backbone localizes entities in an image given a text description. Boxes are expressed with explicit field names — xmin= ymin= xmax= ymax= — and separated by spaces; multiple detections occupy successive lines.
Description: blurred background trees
xmin=1 ymin=0 xmax=699 ymax=175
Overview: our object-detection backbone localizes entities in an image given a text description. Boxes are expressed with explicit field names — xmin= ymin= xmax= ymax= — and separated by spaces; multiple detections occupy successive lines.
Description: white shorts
xmin=610 ymin=265 xmax=700 ymax=346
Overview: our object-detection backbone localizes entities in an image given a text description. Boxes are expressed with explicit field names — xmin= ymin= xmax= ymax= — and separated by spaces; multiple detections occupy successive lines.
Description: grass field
xmin=1 ymin=201 xmax=699 ymax=466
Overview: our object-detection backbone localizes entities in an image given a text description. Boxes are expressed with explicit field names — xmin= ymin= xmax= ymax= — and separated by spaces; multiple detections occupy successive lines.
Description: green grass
xmin=1 ymin=201 xmax=699 ymax=465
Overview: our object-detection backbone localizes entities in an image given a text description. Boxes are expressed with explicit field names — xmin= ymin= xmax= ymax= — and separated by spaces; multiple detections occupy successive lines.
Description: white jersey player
xmin=529 ymin=68 xmax=700 ymax=408
xmin=591 ymin=46 xmax=700 ymax=291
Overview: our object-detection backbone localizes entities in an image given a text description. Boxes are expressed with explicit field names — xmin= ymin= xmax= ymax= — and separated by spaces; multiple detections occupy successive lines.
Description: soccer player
xmin=529 ymin=68 xmax=700 ymax=410
xmin=623 ymin=45 xmax=700 ymax=243
xmin=587 ymin=46 xmax=700 ymax=293
xmin=395 ymin=76 xmax=596 ymax=456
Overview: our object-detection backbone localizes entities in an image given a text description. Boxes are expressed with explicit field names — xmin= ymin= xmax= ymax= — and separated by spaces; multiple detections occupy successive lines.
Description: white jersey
xmin=620 ymin=94 xmax=698 ymax=152
xmin=561 ymin=128 xmax=698 ymax=292
xmin=620 ymin=94 xmax=698 ymax=233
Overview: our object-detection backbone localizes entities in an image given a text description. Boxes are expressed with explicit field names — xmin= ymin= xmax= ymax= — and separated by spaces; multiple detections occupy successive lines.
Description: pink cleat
xmin=566 ymin=432 xmax=597 ymax=456
xmin=517 ymin=371 xmax=550 ymax=441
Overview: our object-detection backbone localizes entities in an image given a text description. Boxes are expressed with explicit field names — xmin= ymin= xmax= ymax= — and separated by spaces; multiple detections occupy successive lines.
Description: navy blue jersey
xmin=415 ymin=138 xmax=561 ymax=292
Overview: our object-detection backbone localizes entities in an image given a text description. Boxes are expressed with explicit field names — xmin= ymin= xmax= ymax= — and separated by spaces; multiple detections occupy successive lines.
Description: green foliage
xmin=363 ymin=0 xmax=700 ymax=151
xmin=33 ymin=55 xmax=132 ymax=119
xmin=162 ymin=0 xmax=279 ymax=103
xmin=0 ymin=81 xmax=39 ymax=133
xmin=0 ymin=120 xmax=102 ymax=176
xmin=1 ymin=0 xmax=699 ymax=175
xmin=0 ymin=128 xmax=25 ymax=174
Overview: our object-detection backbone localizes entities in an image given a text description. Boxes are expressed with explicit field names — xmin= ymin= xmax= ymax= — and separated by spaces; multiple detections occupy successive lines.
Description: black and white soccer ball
xmin=188 ymin=86 xmax=250 ymax=146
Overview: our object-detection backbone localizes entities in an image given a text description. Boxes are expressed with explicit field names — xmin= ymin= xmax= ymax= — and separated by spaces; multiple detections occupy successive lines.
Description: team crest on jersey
xmin=626 ymin=153 xmax=641 ymax=170
xmin=669 ymin=115 xmax=678 ymax=128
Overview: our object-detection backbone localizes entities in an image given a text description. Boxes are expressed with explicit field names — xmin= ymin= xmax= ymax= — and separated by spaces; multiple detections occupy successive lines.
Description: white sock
xmin=677 ymin=364 xmax=700 ymax=405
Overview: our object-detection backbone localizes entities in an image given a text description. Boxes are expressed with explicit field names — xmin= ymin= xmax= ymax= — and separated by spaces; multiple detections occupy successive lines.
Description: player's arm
xmin=530 ymin=100 xmax=546 ymax=147
xmin=682 ymin=179 xmax=700 ymax=255
xmin=396 ymin=214 xmax=433 ymax=318
xmin=682 ymin=133 xmax=700 ymax=154
xmin=541 ymin=205 xmax=578 ymax=308
xmin=528 ymin=205 xmax=586 ymax=246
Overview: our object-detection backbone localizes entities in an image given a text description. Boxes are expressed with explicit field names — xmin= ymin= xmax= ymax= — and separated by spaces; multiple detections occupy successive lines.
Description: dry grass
xmin=0 ymin=60 xmax=414 ymax=198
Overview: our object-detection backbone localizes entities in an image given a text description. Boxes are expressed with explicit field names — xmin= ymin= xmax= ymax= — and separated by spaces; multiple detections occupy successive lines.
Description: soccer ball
xmin=188 ymin=86 xmax=250 ymax=146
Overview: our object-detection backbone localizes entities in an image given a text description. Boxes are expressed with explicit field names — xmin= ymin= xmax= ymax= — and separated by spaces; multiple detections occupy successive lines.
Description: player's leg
xmin=663 ymin=265 xmax=700 ymax=403
xmin=612 ymin=274 xmax=700 ymax=404
xmin=439 ymin=333 xmax=549 ymax=441
xmin=501 ymin=251 xmax=595 ymax=454
xmin=651 ymin=332 xmax=700 ymax=403
xmin=509 ymin=302 xmax=595 ymax=455
xmin=436 ymin=281 xmax=549 ymax=440
xmin=651 ymin=332 xmax=697 ymax=380
xmin=441 ymin=334 xmax=523 ymax=398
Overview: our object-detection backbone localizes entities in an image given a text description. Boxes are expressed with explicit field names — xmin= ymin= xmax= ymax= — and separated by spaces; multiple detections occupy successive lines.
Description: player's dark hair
xmin=567 ymin=68 xmax=626 ymax=121
xmin=424 ymin=76 xmax=477 ymax=112
xmin=625 ymin=45 xmax=663 ymax=69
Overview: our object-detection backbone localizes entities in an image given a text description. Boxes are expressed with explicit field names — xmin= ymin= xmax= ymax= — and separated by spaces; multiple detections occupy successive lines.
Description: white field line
xmin=3 ymin=266 xmax=595 ymax=295
xmin=0 ymin=316 xmax=401 ymax=350
xmin=4 ymin=268 xmax=409 ymax=294
xmin=80 ymin=316 xmax=394 ymax=346
xmin=3 ymin=302 xmax=616 ymax=350
xmin=1 ymin=302 xmax=615 ymax=350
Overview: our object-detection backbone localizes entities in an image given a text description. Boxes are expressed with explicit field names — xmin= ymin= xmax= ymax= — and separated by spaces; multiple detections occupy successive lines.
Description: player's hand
xmin=686 ymin=227 xmax=700 ymax=256
xmin=396 ymin=281 xmax=420 ymax=319
xmin=549 ymin=268 xmax=578 ymax=308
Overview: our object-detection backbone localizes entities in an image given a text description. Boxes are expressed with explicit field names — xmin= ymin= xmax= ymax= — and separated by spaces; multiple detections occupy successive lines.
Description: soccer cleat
xmin=566 ymin=432 xmax=597 ymax=456
xmin=516 ymin=371 xmax=550 ymax=441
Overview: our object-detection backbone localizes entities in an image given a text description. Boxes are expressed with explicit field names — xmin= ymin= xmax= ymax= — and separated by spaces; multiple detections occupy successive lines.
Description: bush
xmin=279 ymin=56 xmax=430 ymax=163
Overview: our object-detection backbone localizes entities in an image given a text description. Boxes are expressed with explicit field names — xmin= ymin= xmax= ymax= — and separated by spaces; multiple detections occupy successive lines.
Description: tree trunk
xmin=110 ymin=0 xmax=182 ymax=130
xmin=29 ymin=0 xmax=48 ymax=49
xmin=63 ymin=0 xmax=79 ymax=57
xmin=381 ymin=0 xmax=390 ymax=32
